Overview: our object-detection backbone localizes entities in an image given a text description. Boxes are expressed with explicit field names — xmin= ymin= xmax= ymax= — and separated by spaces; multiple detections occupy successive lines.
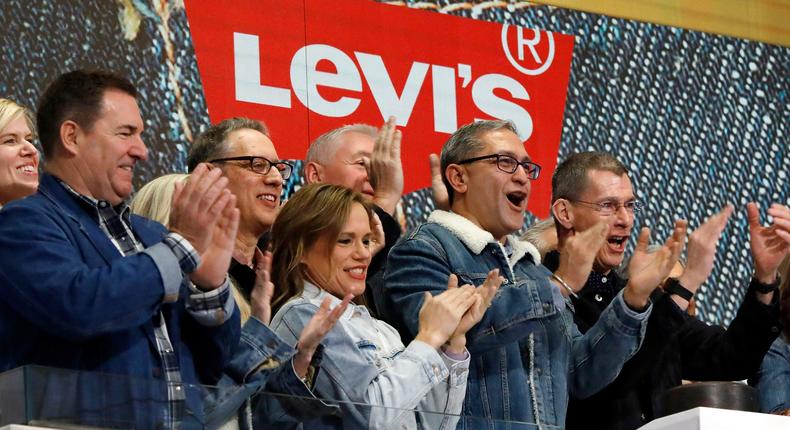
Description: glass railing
xmin=0 ymin=365 xmax=561 ymax=429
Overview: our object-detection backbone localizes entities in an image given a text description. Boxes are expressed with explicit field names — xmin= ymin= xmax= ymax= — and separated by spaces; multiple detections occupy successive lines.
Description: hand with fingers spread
xmin=625 ymin=221 xmax=687 ymax=309
xmin=189 ymin=191 xmax=240 ymax=289
xmin=429 ymin=153 xmax=450 ymax=211
xmin=447 ymin=270 xmax=505 ymax=353
xmin=553 ymin=223 xmax=609 ymax=296
xmin=676 ymin=205 xmax=734 ymax=293
xmin=365 ymin=116 xmax=404 ymax=215
xmin=293 ymin=294 xmax=353 ymax=378
xmin=168 ymin=163 xmax=231 ymax=254
xmin=748 ymin=202 xmax=790 ymax=285
xmin=369 ymin=212 xmax=386 ymax=257
xmin=251 ymin=248 xmax=275 ymax=325
xmin=414 ymin=279 xmax=477 ymax=349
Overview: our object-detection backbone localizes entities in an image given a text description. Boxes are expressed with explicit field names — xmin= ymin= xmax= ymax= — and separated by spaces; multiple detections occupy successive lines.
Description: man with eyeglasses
xmin=548 ymin=151 xmax=785 ymax=430
xmin=384 ymin=120 xmax=687 ymax=428
xmin=187 ymin=118 xmax=349 ymax=426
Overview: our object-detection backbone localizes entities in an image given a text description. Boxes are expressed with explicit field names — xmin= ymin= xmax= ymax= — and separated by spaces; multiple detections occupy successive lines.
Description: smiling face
xmin=0 ymin=114 xmax=39 ymax=204
xmin=569 ymin=169 xmax=636 ymax=272
xmin=219 ymin=128 xmax=283 ymax=238
xmin=74 ymin=89 xmax=147 ymax=205
xmin=453 ymin=128 xmax=532 ymax=241
xmin=302 ymin=202 xmax=372 ymax=299
xmin=319 ymin=131 xmax=375 ymax=199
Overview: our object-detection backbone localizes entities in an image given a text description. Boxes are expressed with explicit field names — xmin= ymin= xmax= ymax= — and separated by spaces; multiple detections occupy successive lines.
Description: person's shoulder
xmin=0 ymin=191 xmax=62 ymax=224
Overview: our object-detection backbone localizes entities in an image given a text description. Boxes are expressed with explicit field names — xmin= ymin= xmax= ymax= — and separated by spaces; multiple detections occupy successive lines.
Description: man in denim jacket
xmin=384 ymin=120 xmax=684 ymax=429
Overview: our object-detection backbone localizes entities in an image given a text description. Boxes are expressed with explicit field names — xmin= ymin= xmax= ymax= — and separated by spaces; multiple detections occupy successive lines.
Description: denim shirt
xmin=270 ymin=282 xmax=470 ymax=429
xmin=750 ymin=336 xmax=790 ymax=414
xmin=383 ymin=211 xmax=651 ymax=429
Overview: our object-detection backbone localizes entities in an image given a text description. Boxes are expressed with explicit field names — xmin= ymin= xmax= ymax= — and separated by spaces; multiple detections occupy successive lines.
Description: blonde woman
xmin=0 ymin=98 xmax=39 ymax=205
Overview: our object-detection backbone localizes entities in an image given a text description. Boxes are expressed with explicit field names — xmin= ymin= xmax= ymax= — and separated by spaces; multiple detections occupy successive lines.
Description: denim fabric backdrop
xmin=0 ymin=0 xmax=787 ymax=326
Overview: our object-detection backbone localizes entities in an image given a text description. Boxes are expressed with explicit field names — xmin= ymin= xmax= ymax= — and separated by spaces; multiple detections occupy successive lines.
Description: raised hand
xmin=250 ymin=248 xmax=275 ymax=324
xmin=553 ymin=222 xmax=609 ymax=295
xmin=748 ymin=202 xmax=790 ymax=284
xmin=169 ymin=163 xmax=231 ymax=254
xmin=369 ymin=212 xmax=386 ymax=257
xmin=414 ymin=279 xmax=477 ymax=349
xmin=677 ymin=205 xmax=734 ymax=293
xmin=189 ymin=191 xmax=240 ymax=289
xmin=447 ymin=270 xmax=504 ymax=353
xmin=366 ymin=116 xmax=404 ymax=215
xmin=625 ymin=221 xmax=687 ymax=309
xmin=429 ymin=153 xmax=450 ymax=211
xmin=293 ymin=294 xmax=353 ymax=378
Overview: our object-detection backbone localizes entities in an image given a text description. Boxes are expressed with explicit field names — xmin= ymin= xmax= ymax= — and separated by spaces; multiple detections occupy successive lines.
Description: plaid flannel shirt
xmin=60 ymin=181 xmax=233 ymax=429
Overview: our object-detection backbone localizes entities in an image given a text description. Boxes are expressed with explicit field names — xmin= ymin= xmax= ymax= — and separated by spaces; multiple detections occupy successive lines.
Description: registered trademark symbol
xmin=501 ymin=24 xmax=555 ymax=76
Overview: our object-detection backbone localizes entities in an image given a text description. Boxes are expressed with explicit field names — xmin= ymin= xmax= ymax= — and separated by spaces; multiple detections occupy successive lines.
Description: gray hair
xmin=305 ymin=124 xmax=377 ymax=165
xmin=440 ymin=119 xmax=519 ymax=204
xmin=187 ymin=117 xmax=268 ymax=172
xmin=521 ymin=218 xmax=557 ymax=257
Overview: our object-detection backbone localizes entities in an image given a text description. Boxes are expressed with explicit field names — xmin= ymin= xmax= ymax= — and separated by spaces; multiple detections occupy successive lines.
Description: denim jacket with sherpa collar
xmin=384 ymin=210 xmax=651 ymax=429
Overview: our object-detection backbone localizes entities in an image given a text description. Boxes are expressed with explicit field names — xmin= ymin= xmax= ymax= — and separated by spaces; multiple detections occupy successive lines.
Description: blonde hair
xmin=270 ymin=183 xmax=375 ymax=314
xmin=131 ymin=173 xmax=253 ymax=323
xmin=0 ymin=98 xmax=35 ymax=138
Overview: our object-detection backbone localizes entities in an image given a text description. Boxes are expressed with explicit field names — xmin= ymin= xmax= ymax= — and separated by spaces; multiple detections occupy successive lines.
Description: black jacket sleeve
xmin=679 ymin=278 xmax=782 ymax=381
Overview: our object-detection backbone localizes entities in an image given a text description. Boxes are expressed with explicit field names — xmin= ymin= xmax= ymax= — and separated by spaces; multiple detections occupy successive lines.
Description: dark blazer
xmin=0 ymin=173 xmax=240 ymax=427
xmin=544 ymin=251 xmax=781 ymax=430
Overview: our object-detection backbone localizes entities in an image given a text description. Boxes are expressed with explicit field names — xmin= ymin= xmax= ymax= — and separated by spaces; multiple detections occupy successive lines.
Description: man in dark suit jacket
xmin=0 ymin=70 xmax=241 ymax=429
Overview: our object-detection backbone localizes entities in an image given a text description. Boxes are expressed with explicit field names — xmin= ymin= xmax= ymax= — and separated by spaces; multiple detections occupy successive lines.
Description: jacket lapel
xmin=38 ymin=174 xmax=122 ymax=264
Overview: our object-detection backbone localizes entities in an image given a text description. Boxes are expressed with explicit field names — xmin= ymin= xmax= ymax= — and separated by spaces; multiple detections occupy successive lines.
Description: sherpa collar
xmin=427 ymin=210 xmax=541 ymax=265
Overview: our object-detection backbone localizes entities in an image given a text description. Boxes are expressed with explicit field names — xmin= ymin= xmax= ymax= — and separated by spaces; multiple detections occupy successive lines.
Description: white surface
xmin=1 ymin=426 xmax=53 ymax=430
xmin=638 ymin=407 xmax=790 ymax=430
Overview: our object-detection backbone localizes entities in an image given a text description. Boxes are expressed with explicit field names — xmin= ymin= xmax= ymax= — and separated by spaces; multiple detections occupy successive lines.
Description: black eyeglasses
xmin=457 ymin=154 xmax=541 ymax=180
xmin=569 ymin=199 xmax=645 ymax=215
xmin=209 ymin=156 xmax=293 ymax=179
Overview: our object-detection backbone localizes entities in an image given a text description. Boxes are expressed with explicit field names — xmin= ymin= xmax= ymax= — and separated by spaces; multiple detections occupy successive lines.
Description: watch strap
xmin=754 ymin=275 xmax=781 ymax=294
xmin=665 ymin=278 xmax=694 ymax=301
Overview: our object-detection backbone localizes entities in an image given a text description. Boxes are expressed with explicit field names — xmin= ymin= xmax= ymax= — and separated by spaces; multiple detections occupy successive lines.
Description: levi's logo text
xmin=185 ymin=0 xmax=574 ymax=216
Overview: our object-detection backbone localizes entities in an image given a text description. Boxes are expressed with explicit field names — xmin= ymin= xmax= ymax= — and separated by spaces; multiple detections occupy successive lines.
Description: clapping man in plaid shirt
xmin=0 ymin=69 xmax=240 ymax=429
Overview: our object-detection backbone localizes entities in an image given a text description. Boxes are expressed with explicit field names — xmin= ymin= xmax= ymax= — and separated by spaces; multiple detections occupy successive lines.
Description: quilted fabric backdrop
xmin=1 ymin=0 xmax=786 ymax=325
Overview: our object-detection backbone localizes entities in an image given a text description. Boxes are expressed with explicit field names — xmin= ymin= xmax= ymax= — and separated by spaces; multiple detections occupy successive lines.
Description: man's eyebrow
xmin=499 ymin=150 xmax=531 ymax=162
xmin=349 ymin=150 xmax=371 ymax=158
xmin=116 ymin=124 xmax=139 ymax=133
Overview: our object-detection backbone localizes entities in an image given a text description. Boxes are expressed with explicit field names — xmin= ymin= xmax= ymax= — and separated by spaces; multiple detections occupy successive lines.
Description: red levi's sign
xmin=185 ymin=0 xmax=574 ymax=217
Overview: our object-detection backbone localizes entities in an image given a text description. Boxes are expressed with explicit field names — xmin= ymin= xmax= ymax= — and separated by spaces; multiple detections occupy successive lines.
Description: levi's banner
xmin=184 ymin=0 xmax=575 ymax=217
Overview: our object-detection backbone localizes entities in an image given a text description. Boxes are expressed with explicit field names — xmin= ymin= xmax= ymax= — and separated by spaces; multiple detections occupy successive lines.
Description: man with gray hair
xmin=547 ymin=151 xmax=786 ymax=430
xmin=304 ymin=117 xmax=404 ymax=316
xmin=384 ymin=119 xmax=685 ymax=428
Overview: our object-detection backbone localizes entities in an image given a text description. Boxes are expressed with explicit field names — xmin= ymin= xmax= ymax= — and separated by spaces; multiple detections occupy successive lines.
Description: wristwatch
xmin=664 ymin=278 xmax=694 ymax=301
xmin=754 ymin=275 xmax=781 ymax=294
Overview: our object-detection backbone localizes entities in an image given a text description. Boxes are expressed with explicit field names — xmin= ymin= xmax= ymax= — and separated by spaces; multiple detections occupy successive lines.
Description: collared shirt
xmin=58 ymin=180 xmax=230 ymax=429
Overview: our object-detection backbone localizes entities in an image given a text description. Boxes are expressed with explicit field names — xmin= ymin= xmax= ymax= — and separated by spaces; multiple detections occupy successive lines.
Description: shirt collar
xmin=57 ymin=179 xmax=132 ymax=220
xmin=302 ymin=281 xmax=362 ymax=321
